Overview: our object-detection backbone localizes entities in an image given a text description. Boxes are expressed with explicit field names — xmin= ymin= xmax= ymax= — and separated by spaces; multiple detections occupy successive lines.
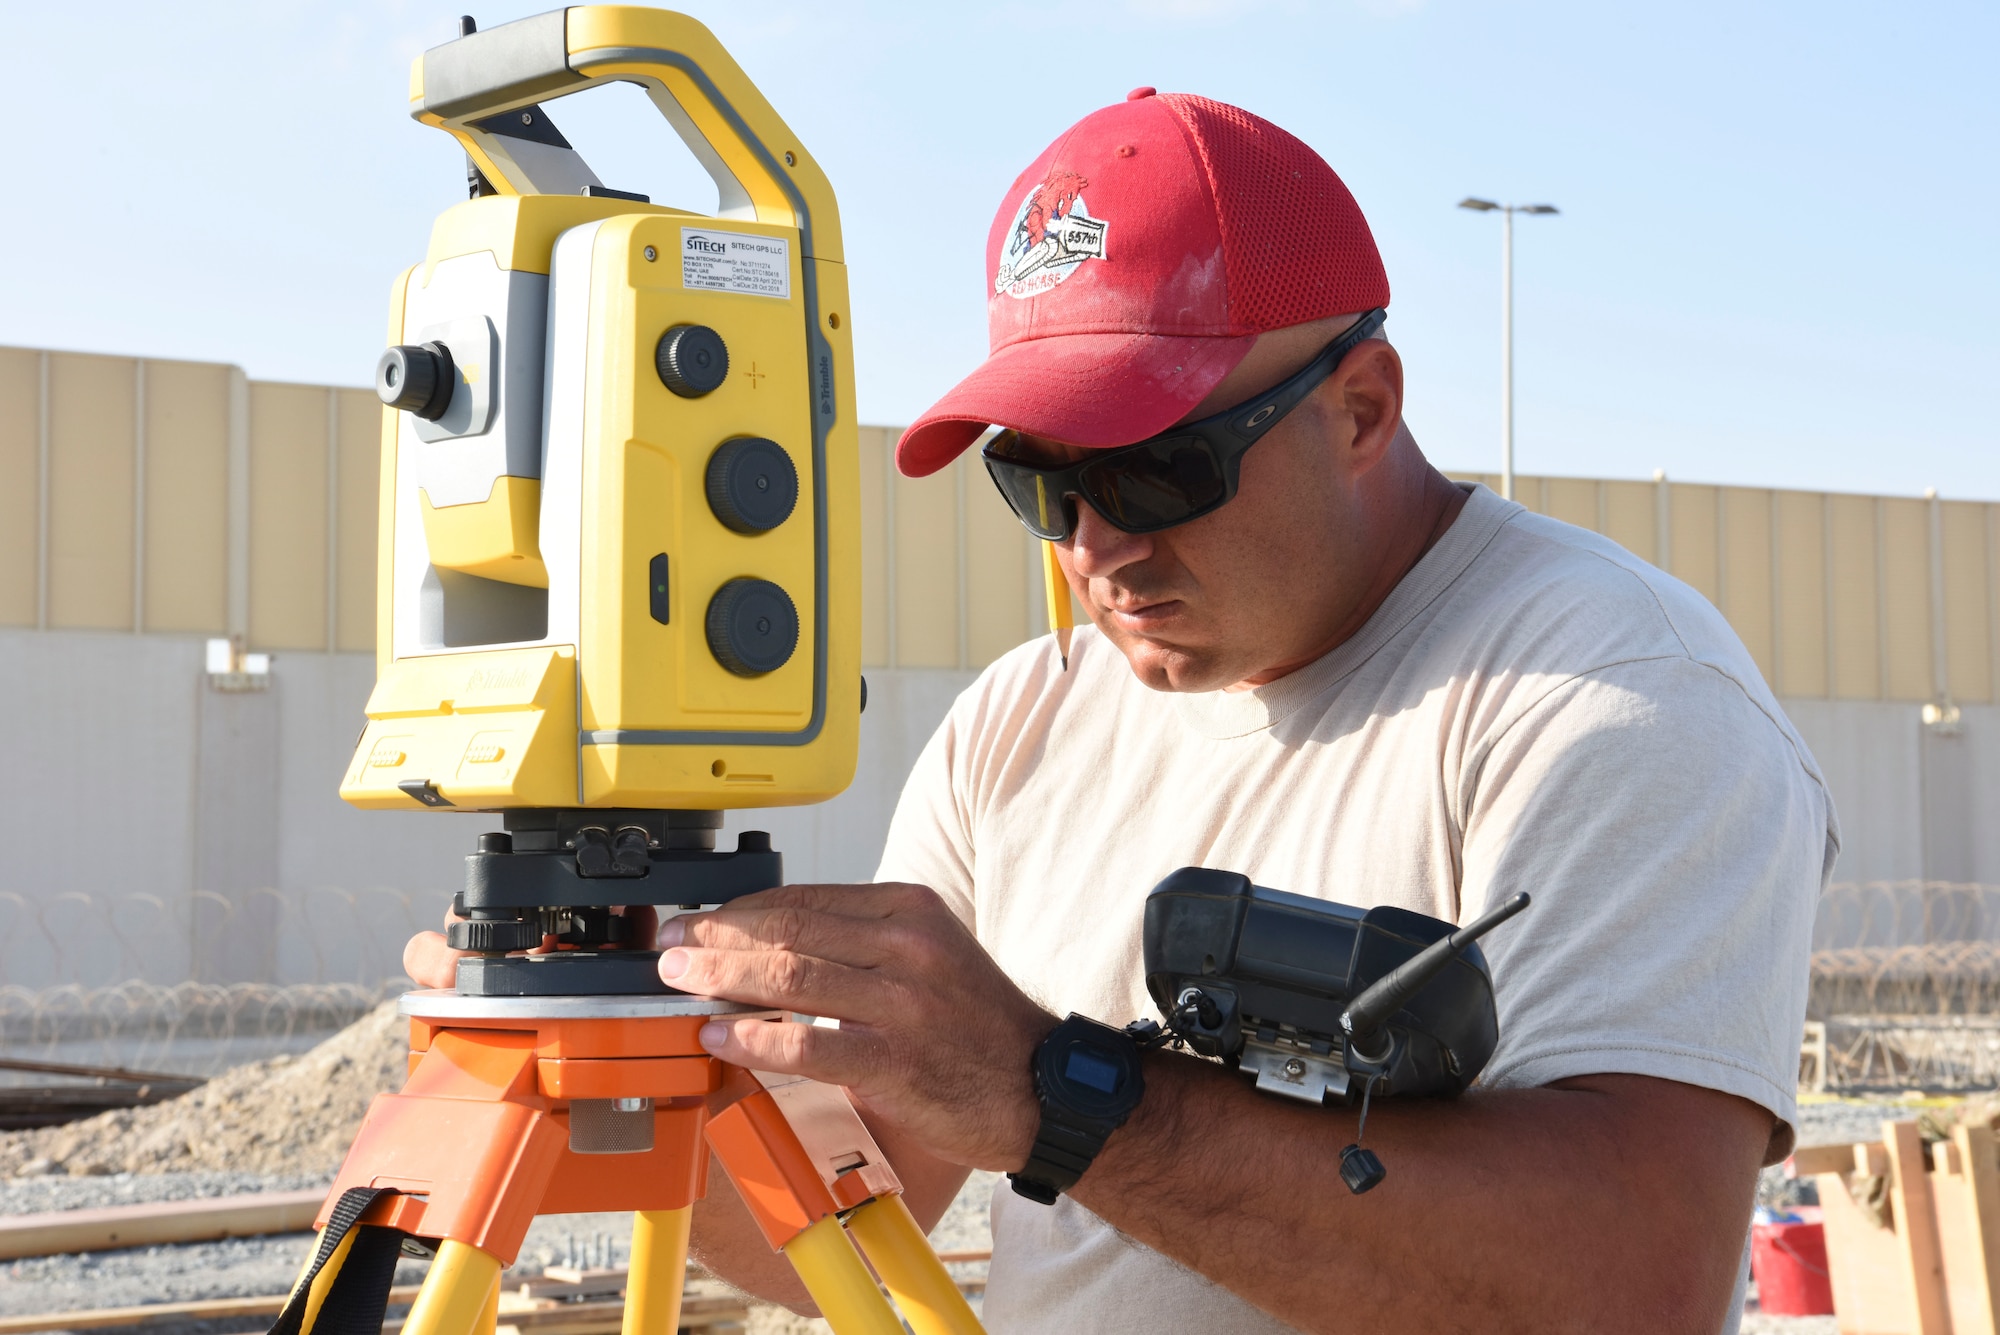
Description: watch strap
xmin=1008 ymin=1015 xmax=1147 ymax=1205
xmin=1008 ymin=1104 xmax=1112 ymax=1205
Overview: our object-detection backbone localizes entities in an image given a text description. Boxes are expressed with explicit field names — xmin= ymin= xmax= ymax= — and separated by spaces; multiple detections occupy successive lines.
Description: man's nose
xmin=1066 ymin=500 xmax=1154 ymax=580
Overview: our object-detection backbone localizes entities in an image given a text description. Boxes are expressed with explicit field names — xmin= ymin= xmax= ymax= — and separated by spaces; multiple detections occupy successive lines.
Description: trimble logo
xmin=465 ymin=665 xmax=532 ymax=693
xmin=686 ymin=237 xmax=729 ymax=255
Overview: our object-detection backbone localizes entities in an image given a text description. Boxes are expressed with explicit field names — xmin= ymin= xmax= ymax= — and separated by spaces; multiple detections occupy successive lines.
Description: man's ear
xmin=1334 ymin=341 xmax=1404 ymax=471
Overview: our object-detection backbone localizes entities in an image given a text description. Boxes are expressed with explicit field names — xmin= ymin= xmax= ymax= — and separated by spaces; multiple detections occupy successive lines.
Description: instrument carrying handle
xmin=411 ymin=6 xmax=842 ymax=260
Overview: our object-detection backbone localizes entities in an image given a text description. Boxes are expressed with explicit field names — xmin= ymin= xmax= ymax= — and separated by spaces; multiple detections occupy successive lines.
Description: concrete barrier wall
xmin=3 ymin=343 xmax=1995 ymax=710
xmin=1 ymin=341 xmax=1995 ymax=986
xmin=1 ymin=628 xmax=1993 ymax=987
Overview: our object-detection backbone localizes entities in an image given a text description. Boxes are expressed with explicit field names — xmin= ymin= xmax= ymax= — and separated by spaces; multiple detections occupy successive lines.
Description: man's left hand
xmin=658 ymin=882 xmax=1054 ymax=1173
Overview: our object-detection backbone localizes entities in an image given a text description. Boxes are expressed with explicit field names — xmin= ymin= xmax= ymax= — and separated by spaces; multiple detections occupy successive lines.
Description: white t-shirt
xmin=875 ymin=484 xmax=1836 ymax=1334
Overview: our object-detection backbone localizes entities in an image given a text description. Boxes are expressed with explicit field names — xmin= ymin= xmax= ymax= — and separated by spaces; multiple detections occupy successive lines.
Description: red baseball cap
xmin=896 ymin=88 xmax=1390 ymax=478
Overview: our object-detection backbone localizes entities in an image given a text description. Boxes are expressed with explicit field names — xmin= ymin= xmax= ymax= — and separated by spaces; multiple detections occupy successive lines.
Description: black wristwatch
xmin=1008 ymin=1014 xmax=1149 ymax=1205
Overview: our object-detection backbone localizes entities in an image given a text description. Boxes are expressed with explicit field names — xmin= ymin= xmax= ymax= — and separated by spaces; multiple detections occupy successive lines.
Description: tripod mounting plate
xmin=402 ymin=989 xmax=772 ymax=1021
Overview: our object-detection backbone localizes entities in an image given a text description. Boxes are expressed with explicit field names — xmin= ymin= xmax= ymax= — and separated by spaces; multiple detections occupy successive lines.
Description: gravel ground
xmin=1794 ymin=1097 xmax=1932 ymax=1148
xmin=0 ymin=1003 xmax=405 ymax=1179
xmin=0 ymin=1168 xmax=998 ymax=1333
xmin=0 ymin=991 xmax=1936 ymax=1335
xmin=0 ymin=1171 xmax=332 ymax=1217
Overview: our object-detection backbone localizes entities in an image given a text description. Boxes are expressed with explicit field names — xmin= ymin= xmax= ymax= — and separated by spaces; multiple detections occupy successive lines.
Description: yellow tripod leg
xmin=403 ymin=1240 xmax=504 ymax=1335
xmin=845 ymin=1195 xmax=985 ymax=1335
xmin=288 ymin=1226 xmax=361 ymax=1334
xmin=473 ymin=1269 xmax=500 ymax=1335
xmin=780 ymin=1215 xmax=903 ymax=1335
xmin=621 ymin=1209 xmax=691 ymax=1335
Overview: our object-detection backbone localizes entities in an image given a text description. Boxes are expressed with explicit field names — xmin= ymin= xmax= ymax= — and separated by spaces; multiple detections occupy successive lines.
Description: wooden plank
xmin=1792 ymin=1142 xmax=1867 ymax=1177
xmin=1818 ymin=1165 xmax=1909 ymax=1335
xmin=1886 ymin=1118 xmax=1953 ymax=1335
xmin=0 ymin=1057 xmax=202 ymax=1086
xmin=1943 ymin=1124 xmax=2000 ymax=1335
xmin=0 ymin=1189 xmax=325 ymax=1260
xmin=0 ymin=1285 xmax=422 ymax=1333
xmin=1932 ymin=1134 xmax=1991 ymax=1335
xmin=400 ymin=1295 xmax=749 ymax=1335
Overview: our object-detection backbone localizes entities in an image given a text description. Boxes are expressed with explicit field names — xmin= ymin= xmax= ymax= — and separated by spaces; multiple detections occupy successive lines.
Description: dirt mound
xmin=2 ymin=1000 xmax=407 ymax=1178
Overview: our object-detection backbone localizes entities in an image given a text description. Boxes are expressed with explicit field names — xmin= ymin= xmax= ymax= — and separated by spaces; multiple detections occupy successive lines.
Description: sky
xmin=3 ymin=0 xmax=1994 ymax=499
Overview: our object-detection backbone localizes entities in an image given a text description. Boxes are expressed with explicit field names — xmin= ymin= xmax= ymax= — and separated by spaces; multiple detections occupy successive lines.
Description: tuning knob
xmin=445 ymin=917 xmax=544 ymax=954
xmin=656 ymin=324 xmax=729 ymax=397
xmin=375 ymin=343 xmax=456 ymax=420
xmin=706 ymin=578 xmax=799 ymax=676
xmin=706 ymin=437 xmax=798 ymax=534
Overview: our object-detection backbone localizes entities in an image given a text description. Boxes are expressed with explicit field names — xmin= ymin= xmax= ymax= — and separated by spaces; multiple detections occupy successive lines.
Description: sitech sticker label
xmin=682 ymin=228 xmax=792 ymax=299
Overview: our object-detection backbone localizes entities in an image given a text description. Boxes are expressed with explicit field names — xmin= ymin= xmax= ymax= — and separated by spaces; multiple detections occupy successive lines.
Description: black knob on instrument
xmin=446 ymin=918 xmax=544 ymax=953
xmin=705 ymin=578 xmax=799 ymax=676
xmin=656 ymin=324 xmax=729 ymax=397
xmin=706 ymin=437 xmax=798 ymax=533
xmin=375 ymin=342 xmax=457 ymax=420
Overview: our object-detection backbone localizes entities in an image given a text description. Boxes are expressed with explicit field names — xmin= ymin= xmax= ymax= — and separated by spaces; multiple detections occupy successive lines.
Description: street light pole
xmin=1502 ymin=205 xmax=1513 ymax=501
xmin=1458 ymin=198 xmax=1559 ymax=501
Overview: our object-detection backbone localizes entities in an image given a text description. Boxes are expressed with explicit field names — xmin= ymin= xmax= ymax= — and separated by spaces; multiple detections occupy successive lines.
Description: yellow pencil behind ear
xmin=1042 ymin=541 xmax=1073 ymax=671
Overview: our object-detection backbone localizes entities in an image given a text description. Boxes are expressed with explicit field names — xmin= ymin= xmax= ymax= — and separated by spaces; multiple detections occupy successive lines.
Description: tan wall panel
xmin=1772 ymin=489 xmax=1828 ymax=698
xmin=1826 ymin=495 xmax=1881 ymax=699
xmin=1880 ymin=497 xmax=1932 ymax=702
xmin=335 ymin=390 xmax=381 ymax=652
xmin=1941 ymin=500 xmax=1992 ymax=704
xmin=1719 ymin=487 xmax=1774 ymax=682
xmin=1516 ymin=476 xmax=1547 ymax=515
xmin=1544 ymin=477 xmax=1598 ymax=532
xmin=1669 ymin=484 xmax=1719 ymax=603
xmin=1991 ymin=506 xmax=2000 ymax=705
xmin=142 ymin=359 xmax=229 ymax=633
xmin=247 ymin=383 xmax=327 ymax=651
xmin=1602 ymin=480 xmax=1656 ymax=566
xmin=891 ymin=453 xmax=959 ymax=668
xmin=0 ymin=349 xmax=39 ymax=626
xmin=965 ymin=457 xmax=1032 ymax=667
xmin=858 ymin=426 xmax=890 ymax=668
xmin=48 ymin=353 xmax=135 ymax=630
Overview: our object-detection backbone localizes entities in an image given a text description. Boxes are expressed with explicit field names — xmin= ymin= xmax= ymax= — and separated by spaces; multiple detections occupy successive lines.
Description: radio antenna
xmin=1340 ymin=893 xmax=1531 ymax=1059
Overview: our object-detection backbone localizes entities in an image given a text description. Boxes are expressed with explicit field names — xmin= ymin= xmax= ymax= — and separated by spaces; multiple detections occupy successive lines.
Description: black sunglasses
xmin=982 ymin=308 xmax=1387 ymax=541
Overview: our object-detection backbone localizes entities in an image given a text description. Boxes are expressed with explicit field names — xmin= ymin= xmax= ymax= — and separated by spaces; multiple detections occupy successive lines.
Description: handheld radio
xmin=1143 ymin=868 xmax=1530 ymax=1192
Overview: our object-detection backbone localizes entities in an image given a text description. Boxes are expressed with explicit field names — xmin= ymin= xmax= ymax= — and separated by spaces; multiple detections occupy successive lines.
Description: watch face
xmin=1041 ymin=1017 xmax=1145 ymax=1121
xmin=1063 ymin=1043 xmax=1125 ymax=1095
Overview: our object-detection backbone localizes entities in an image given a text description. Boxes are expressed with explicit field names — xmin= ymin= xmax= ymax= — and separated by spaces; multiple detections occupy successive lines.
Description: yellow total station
xmin=341 ymin=5 xmax=861 ymax=815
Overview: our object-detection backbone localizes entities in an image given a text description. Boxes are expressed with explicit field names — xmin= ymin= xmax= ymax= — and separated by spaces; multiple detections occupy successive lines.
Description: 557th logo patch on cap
xmin=995 ymin=169 xmax=1108 ymax=299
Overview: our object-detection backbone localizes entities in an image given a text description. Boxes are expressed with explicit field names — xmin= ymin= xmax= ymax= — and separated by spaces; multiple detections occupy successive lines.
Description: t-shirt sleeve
xmin=872 ymin=692 xmax=979 ymax=930
xmin=1461 ymin=654 xmax=1831 ymax=1158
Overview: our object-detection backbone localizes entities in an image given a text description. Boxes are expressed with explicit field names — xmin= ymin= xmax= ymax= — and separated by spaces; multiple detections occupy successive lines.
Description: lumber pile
xmin=0 ymin=1057 xmax=203 ymax=1132
xmin=1793 ymin=1120 xmax=2000 ymax=1333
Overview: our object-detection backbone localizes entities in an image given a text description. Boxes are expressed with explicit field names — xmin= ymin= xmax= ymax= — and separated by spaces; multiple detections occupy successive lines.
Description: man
xmin=413 ymin=89 xmax=1833 ymax=1333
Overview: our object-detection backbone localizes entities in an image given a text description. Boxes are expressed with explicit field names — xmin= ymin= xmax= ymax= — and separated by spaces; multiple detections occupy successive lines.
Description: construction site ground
xmin=0 ymin=1003 xmax=1910 ymax=1333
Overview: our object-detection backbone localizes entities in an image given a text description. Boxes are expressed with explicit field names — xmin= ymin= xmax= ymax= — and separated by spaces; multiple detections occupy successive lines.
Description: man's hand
xmin=655 ymin=880 xmax=1771 ymax=1333
xmin=402 ymin=905 xmax=660 ymax=990
xmin=657 ymin=882 xmax=1055 ymax=1173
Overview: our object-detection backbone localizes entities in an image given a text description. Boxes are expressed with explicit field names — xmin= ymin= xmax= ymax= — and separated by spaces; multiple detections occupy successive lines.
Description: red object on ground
xmin=1751 ymin=1207 xmax=1835 ymax=1317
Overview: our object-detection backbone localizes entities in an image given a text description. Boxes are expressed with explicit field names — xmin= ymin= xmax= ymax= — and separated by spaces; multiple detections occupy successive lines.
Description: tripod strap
xmin=268 ymin=1187 xmax=410 ymax=1335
